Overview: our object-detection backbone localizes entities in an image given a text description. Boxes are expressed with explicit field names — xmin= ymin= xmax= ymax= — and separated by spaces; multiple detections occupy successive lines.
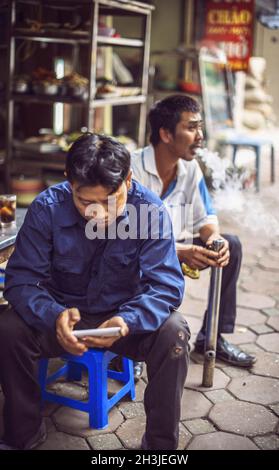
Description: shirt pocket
xmin=51 ymin=255 xmax=88 ymax=294
xmin=101 ymin=247 xmax=139 ymax=296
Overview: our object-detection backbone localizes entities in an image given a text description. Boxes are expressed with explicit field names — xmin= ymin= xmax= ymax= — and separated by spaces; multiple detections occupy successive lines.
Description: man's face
xmin=71 ymin=173 xmax=131 ymax=227
xmin=166 ymin=111 xmax=204 ymax=161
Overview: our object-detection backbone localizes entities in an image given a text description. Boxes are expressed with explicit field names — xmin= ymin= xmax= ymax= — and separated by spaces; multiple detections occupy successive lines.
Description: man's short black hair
xmin=148 ymin=94 xmax=201 ymax=146
xmin=66 ymin=133 xmax=130 ymax=193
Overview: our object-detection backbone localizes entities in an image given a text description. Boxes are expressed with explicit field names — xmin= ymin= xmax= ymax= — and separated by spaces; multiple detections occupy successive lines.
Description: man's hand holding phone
xmin=56 ymin=307 xmax=88 ymax=356
xmin=77 ymin=316 xmax=129 ymax=349
xmin=56 ymin=310 xmax=129 ymax=354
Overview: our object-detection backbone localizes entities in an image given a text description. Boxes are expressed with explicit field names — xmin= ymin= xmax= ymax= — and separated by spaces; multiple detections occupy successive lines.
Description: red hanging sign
xmin=204 ymin=0 xmax=254 ymax=71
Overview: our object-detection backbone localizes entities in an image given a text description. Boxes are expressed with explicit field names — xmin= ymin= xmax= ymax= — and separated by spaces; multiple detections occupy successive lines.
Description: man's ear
xmin=126 ymin=170 xmax=132 ymax=190
xmin=159 ymin=127 xmax=173 ymax=144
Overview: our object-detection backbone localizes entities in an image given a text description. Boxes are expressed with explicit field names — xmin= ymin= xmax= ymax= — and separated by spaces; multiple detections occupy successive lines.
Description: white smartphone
xmin=72 ymin=327 xmax=121 ymax=338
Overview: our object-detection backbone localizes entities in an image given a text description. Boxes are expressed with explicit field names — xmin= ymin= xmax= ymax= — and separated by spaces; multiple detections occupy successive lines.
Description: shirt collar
xmin=57 ymin=181 xmax=137 ymax=229
xmin=143 ymin=145 xmax=187 ymax=180
xmin=142 ymin=145 xmax=158 ymax=177
xmin=55 ymin=183 xmax=85 ymax=228
xmin=176 ymin=159 xmax=187 ymax=178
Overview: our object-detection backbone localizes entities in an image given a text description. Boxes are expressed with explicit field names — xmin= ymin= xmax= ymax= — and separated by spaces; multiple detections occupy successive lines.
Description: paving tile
xmin=268 ymin=248 xmax=279 ymax=259
xmin=133 ymin=379 xmax=146 ymax=402
xmin=47 ymin=381 xmax=88 ymax=401
xmin=269 ymin=403 xmax=279 ymax=416
xmin=257 ymin=332 xmax=279 ymax=353
xmin=204 ymin=389 xmax=235 ymax=404
xmin=242 ymin=281 xmax=279 ymax=298
xmin=176 ymin=425 xmax=192 ymax=450
xmin=253 ymin=435 xmax=279 ymax=450
xmin=117 ymin=402 xmax=145 ymax=420
xmin=209 ymin=401 xmax=277 ymax=436
xmin=181 ymin=389 xmax=212 ymax=420
xmin=45 ymin=417 xmax=56 ymax=434
xmin=116 ymin=418 xmax=190 ymax=450
xmin=228 ymin=375 xmax=279 ymax=405
xmin=186 ymin=272 xmax=210 ymax=301
xmin=235 ymin=307 xmax=267 ymax=326
xmin=238 ymin=292 xmax=275 ymax=310
xmin=190 ymin=350 xmax=225 ymax=368
xmin=37 ymin=431 xmax=90 ymax=450
xmin=239 ymin=265 xmax=251 ymax=280
xmin=53 ymin=406 xmax=124 ymax=437
xmin=267 ymin=316 xmax=279 ymax=331
xmin=189 ymin=333 xmax=198 ymax=350
xmin=261 ymin=307 xmax=279 ymax=317
xmin=259 ymin=258 xmax=279 ymax=271
xmin=242 ymin=253 xmax=260 ymax=267
xmin=250 ymin=324 xmax=274 ymax=334
xmin=251 ymin=352 xmax=279 ymax=378
xmin=186 ymin=316 xmax=202 ymax=335
xmin=185 ymin=364 xmax=230 ymax=391
xmin=223 ymin=329 xmax=256 ymax=345
xmin=179 ymin=297 xmax=206 ymax=318
xmin=241 ymin=269 xmax=279 ymax=296
xmin=116 ymin=416 xmax=146 ymax=449
xmin=87 ymin=433 xmax=123 ymax=450
xmin=187 ymin=432 xmax=258 ymax=450
xmin=42 ymin=402 xmax=60 ymax=418
xmin=240 ymin=343 xmax=266 ymax=354
xmin=183 ymin=418 xmax=216 ymax=435
xmin=107 ymin=377 xmax=145 ymax=401
xmin=221 ymin=366 xmax=251 ymax=378
xmin=47 ymin=358 xmax=66 ymax=375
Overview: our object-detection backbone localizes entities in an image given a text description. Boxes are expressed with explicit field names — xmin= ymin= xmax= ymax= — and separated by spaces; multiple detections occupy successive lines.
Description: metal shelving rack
xmin=0 ymin=1 xmax=9 ymax=184
xmin=4 ymin=0 xmax=154 ymax=190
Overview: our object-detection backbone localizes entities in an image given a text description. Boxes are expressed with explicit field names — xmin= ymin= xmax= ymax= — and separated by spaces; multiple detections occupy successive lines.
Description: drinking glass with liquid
xmin=0 ymin=195 xmax=17 ymax=227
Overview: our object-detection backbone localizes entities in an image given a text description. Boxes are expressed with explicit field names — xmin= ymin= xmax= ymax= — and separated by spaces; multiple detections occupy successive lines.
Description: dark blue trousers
xmin=0 ymin=306 xmax=190 ymax=450
xmin=193 ymin=234 xmax=242 ymax=341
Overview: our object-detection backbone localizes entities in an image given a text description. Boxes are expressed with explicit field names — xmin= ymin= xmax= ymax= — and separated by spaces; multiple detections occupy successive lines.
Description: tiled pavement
xmin=0 ymin=149 xmax=278 ymax=450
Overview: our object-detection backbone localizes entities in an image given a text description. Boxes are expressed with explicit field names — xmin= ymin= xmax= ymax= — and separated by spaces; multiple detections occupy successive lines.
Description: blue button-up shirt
xmin=4 ymin=180 xmax=185 ymax=333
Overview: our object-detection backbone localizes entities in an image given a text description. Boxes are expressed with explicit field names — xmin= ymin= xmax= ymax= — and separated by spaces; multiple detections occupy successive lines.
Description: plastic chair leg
xmin=271 ymin=145 xmax=275 ymax=183
xmin=232 ymin=145 xmax=238 ymax=166
xmin=123 ymin=357 xmax=136 ymax=400
xmin=254 ymin=146 xmax=260 ymax=192
xmin=88 ymin=352 xmax=108 ymax=429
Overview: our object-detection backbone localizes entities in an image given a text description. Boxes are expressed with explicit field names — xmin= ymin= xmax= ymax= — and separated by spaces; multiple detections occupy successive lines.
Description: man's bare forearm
xmin=198 ymin=224 xmax=220 ymax=244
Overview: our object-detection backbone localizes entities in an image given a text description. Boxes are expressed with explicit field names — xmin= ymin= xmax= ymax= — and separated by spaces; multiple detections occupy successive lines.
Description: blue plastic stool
xmin=39 ymin=349 xmax=136 ymax=429
xmin=220 ymin=133 xmax=275 ymax=192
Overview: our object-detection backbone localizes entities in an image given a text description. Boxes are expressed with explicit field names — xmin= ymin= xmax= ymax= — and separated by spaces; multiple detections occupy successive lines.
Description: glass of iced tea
xmin=0 ymin=195 xmax=17 ymax=227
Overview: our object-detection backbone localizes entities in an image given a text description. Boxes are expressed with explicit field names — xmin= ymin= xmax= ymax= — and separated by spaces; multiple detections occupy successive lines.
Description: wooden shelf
xmin=4 ymin=0 xmax=152 ymax=189
xmin=97 ymin=36 xmax=143 ymax=47
xmin=13 ymin=28 xmax=89 ymax=44
xmin=12 ymin=93 xmax=88 ymax=106
xmin=11 ymin=93 xmax=145 ymax=107
xmin=15 ymin=160 xmax=65 ymax=171
xmin=92 ymin=95 xmax=146 ymax=107
xmin=13 ymin=30 xmax=144 ymax=48
xmin=13 ymin=150 xmax=66 ymax=171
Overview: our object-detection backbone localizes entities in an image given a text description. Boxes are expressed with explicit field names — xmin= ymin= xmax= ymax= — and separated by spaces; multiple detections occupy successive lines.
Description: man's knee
xmin=158 ymin=312 xmax=191 ymax=358
xmin=0 ymin=306 xmax=30 ymax=350
xmin=222 ymin=234 xmax=242 ymax=261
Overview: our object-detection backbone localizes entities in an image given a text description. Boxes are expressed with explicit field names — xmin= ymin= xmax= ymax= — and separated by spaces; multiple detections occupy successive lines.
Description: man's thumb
xmin=68 ymin=308 xmax=80 ymax=323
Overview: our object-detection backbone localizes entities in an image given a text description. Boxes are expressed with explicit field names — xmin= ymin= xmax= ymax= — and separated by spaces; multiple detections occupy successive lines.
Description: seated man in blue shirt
xmin=0 ymin=133 xmax=189 ymax=450
xmin=131 ymin=95 xmax=256 ymax=369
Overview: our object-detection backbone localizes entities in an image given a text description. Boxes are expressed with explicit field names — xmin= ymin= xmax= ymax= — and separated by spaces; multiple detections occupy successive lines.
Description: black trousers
xmin=0 ymin=306 xmax=190 ymax=450
xmin=193 ymin=233 xmax=242 ymax=341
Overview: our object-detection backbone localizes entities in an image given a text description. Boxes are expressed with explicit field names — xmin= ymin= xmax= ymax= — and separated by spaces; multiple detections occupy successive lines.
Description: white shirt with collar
xmin=131 ymin=145 xmax=218 ymax=241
